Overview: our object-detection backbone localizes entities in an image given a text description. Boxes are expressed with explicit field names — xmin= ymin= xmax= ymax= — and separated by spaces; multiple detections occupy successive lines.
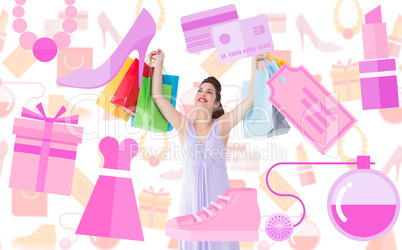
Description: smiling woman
xmin=150 ymin=48 xmax=265 ymax=250
xmin=196 ymin=77 xmax=225 ymax=120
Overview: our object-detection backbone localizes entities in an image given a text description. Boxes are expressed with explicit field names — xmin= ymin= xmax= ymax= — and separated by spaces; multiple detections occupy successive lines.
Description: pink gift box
xmin=9 ymin=103 xmax=83 ymax=196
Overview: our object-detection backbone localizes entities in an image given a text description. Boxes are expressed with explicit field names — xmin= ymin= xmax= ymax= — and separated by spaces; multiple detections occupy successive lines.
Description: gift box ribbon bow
xmin=332 ymin=60 xmax=359 ymax=101
xmin=21 ymin=103 xmax=79 ymax=124
xmin=331 ymin=59 xmax=358 ymax=69
xmin=142 ymin=186 xmax=170 ymax=197
xmin=20 ymin=103 xmax=79 ymax=192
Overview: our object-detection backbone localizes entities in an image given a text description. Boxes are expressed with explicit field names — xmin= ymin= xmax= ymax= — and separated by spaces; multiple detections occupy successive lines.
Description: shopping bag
xmin=263 ymin=53 xmax=291 ymax=137
xmin=267 ymin=106 xmax=291 ymax=137
xmin=242 ymin=56 xmax=278 ymax=138
xmin=110 ymin=58 xmax=149 ymax=116
xmin=12 ymin=189 xmax=47 ymax=216
xmin=131 ymin=63 xmax=179 ymax=133
xmin=57 ymin=48 xmax=93 ymax=79
xmin=162 ymin=74 xmax=179 ymax=132
xmin=132 ymin=72 xmax=173 ymax=133
xmin=96 ymin=57 xmax=133 ymax=121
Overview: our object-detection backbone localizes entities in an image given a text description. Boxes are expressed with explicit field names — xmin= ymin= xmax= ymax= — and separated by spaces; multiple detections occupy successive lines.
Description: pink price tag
xmin=266 ymin=64 xmax=357 ymax=154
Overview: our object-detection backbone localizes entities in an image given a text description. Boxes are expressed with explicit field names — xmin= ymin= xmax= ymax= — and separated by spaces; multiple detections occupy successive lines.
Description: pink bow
xmin=332 ymin=59 xmax=358 ymax=69
xmin=21 ymin=103 xmax=79 ymax=124
xmin=143 ymin=186 xmax=169 ymax=196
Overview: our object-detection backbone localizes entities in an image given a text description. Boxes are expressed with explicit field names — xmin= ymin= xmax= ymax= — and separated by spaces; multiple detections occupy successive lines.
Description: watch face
xmin=90 ymin=236 xmax=119 ymax=249
xmin=327 ymin=169 xmax=400 ymax=241
xmin=265 ymin=213 xmax=294 ymax=241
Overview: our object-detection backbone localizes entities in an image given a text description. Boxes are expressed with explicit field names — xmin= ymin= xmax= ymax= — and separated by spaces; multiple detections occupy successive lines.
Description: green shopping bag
xmin=133 ymin=75 xmax=172 ymax=133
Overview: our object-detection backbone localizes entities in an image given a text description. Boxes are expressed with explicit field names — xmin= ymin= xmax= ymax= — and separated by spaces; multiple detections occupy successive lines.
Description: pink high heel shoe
xmin=98 ymin=11 xmax=123 ymax=48
xmin=0 ymin=140 xmax=8 ymax=176
xmin=381 ymin=145 xmax=402 ymax=181
xmin=296 ymin=14 xmax=342 ymax=52
xmin=57 ymin=9 xmax=156 ymax=89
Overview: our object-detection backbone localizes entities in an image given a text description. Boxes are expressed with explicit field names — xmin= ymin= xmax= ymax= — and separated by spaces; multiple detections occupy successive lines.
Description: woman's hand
xmin=252 ymin=54 xmax=265 ymax=69
xmin=150 ymin=48 xmax=165 ymax=62
xmin=252 ymin=54 xmax=266 ymax=62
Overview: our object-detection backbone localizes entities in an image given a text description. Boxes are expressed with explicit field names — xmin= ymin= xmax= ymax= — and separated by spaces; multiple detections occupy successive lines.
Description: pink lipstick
xmin=359 ymin=5 xmax=399 ymax=110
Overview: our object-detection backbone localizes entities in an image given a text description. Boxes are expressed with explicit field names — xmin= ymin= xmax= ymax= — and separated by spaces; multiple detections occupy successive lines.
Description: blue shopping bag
xmin=242 ymin=57 xmax=280 ymax=138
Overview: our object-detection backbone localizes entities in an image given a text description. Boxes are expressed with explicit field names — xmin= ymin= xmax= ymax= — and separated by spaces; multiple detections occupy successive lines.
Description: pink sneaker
xmin=165 ymin=188 xmax=260 ymax=241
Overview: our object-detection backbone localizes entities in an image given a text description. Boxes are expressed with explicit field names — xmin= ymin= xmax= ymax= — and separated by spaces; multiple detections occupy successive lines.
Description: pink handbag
xmin=12 ymin=189 xmax=47 ymax=216
xmin=57 ymin=48 xmax=93 ymax=79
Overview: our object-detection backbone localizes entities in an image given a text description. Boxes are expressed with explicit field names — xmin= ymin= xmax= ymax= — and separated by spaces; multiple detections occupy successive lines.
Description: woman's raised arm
xmin=150 ymin=49 xmax=189 ymax=133
xmin=217 ymin=55 xmax=265 ymax=137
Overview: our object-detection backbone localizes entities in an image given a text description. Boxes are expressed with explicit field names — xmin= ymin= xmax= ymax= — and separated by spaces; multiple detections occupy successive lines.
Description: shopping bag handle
xmin=148 ymin=53 xmax=167 ymax=75
xmin=264 ymin=53 xmax=279 ymax=63
xmin=264 ymin=53 xmax=292 ymax=67
xmin=263 ymin=54 xmax=280 ymax=78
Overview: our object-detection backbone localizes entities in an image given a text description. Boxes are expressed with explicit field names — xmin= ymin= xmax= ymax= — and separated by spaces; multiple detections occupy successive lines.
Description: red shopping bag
xmin=111 ymin=58 xmax=151 ymax=116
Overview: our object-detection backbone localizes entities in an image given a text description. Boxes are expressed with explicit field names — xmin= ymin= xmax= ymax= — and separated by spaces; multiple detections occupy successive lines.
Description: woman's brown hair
xmin=200 ymin=76 xmax=225 ymax=119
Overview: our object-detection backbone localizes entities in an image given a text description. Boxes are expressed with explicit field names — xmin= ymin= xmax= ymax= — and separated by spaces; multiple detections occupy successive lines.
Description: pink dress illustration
xmin=76 ymin=137 xmax=143 ymax=240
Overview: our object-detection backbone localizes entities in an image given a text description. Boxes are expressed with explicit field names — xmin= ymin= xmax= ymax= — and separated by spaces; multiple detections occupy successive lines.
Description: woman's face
xmin=194 ymin=82 xmax=219 ymax=111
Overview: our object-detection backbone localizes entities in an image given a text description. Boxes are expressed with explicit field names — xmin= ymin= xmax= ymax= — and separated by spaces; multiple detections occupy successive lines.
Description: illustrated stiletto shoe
xmin=57 ymin=8 xmax=156 ymax=89
xmin=0 ymin=140 xmax=8 ymax=176
xmin=98 ymin=11 xmax=123 ymax=48
xmin=296 ymin=14 xmax=342 ymax=52
xmin=381 ymin=145 xmax=402 ymax=181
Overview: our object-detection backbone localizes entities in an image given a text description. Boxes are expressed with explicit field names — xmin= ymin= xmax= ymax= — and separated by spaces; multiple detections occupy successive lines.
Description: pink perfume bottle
xmin=327 ymin=156 xmax=400 ymax=241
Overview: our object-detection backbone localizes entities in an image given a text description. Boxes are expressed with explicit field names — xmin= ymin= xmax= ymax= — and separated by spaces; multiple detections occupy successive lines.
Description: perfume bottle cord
xmin=59 ymin=212 xmax=82 ymax=244
xmin=265 ymin=161 xmax=375 ymax=227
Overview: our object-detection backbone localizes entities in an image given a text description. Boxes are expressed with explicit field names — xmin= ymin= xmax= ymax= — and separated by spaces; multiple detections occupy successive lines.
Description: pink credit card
xmin=181 ymin=5 xmax=238 ymax=53
xmin=212 ymin=15 xmax=274 ymax=63
xmin=266 ymin=64 xmax=357 ymax=155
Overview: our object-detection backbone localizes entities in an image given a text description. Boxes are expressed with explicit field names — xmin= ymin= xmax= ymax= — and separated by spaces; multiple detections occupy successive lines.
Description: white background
xmin=0 ymin=0 xmax=401 ymax=249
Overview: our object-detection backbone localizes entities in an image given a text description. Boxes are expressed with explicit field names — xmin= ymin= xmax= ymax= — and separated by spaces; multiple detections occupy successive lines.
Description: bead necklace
xmin=13 ymin=0 xmax=77 ymax=62
xmin=139 ymin=130 xmax=170 ymax=167
xmin=339 ymin=125 xmax=368 ymax=169
xmin=134 ymin=0 xmax=165 ymax=31
xmin=333 ymin=0 xmax=363 ymax=40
